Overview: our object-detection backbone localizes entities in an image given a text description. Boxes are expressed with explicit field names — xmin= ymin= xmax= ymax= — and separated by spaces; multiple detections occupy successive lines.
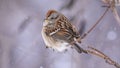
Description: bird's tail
xmin=73 ymin=43 xmax=88 ymax=54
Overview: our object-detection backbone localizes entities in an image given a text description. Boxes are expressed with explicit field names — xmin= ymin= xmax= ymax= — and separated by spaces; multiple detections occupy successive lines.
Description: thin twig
xmin=102 ymin=0 xmax=120 ymax=26
xmin=112 ymin=7 xmax=120 ymax=26
xmin=83 ymin=46 xmax=120 ymax=68
xmin=81 ymin=7 xmax=109 ymax=40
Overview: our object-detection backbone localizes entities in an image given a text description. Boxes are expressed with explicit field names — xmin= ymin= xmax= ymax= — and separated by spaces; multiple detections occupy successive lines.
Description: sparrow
xmin=41 ymin=10 xmax=87 ymax=53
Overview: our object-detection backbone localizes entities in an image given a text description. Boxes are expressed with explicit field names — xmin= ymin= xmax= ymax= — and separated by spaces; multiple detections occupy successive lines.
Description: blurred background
xmin=0 ymin=0 xmax=120 ymax=68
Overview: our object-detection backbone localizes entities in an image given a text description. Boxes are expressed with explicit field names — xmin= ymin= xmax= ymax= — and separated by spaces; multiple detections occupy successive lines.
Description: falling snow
xmin=107 ymin=31 xmax=117 ymax=40
xmin=40 ymin=66 xmax=43 ymax=68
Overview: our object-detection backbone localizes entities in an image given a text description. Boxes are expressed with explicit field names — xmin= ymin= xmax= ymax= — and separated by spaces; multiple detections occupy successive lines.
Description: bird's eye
xmin=47 ymin=13 xmax=59 ymax=20
xmin=50 ymin=17 xmax=54 ymax=19
xmin=51 ymin=13 xmax=58 ymax=19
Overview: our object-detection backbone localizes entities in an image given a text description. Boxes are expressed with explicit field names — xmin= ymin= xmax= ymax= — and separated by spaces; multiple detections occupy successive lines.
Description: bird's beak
xmin=44 ymin=19 xmax=49 ymax=23
xmin=43 ymin=19 xmax=49 ymax=26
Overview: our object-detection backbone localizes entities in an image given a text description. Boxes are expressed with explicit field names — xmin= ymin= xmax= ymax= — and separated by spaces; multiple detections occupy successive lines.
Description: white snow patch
xmin=107 ymin=31 xmax=117 ymax=40
xmin=40 ymin=66 xmax=43 ymax=68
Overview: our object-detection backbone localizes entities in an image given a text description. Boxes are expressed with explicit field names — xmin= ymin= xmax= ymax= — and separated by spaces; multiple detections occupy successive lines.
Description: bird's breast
xmin=41 ymin=28 xmax=71 ymax=52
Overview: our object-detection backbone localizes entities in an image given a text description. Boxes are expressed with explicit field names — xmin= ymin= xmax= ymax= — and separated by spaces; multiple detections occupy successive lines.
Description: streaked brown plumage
xmin=41 ymin=10 xmax=87 ymax=53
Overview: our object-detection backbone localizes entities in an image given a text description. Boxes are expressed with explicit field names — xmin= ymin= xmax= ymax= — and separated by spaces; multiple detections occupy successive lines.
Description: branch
xmin=81 ymin=7 xmax=109 ymax=40
xmin=112 ymin=7 xmax=120 ymax=26
xmin=83 ymin=46 xmax=120 ymax=68
xmin=102 ymin=0 xmax=120 ymax=26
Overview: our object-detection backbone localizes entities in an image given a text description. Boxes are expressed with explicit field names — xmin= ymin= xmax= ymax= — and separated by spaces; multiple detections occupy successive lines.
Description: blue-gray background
xmin=0 ymin=0 xmax=120 ymax=68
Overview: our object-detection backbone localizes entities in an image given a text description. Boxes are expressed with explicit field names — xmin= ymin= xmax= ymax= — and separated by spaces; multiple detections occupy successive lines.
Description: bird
xmin=41 ymin=10 xmax=87 ymax=53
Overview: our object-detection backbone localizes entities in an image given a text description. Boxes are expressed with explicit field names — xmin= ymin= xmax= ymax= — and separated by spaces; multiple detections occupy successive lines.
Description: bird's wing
xmin=51 ymin=28 xmax=74 ymax=43
xmin=55 ymin=15 xmax=80 ymax=38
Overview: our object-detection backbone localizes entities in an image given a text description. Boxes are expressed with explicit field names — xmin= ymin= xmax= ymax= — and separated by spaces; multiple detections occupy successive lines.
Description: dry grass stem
xmin=83 ymin=46 xmax=120 ymax=68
